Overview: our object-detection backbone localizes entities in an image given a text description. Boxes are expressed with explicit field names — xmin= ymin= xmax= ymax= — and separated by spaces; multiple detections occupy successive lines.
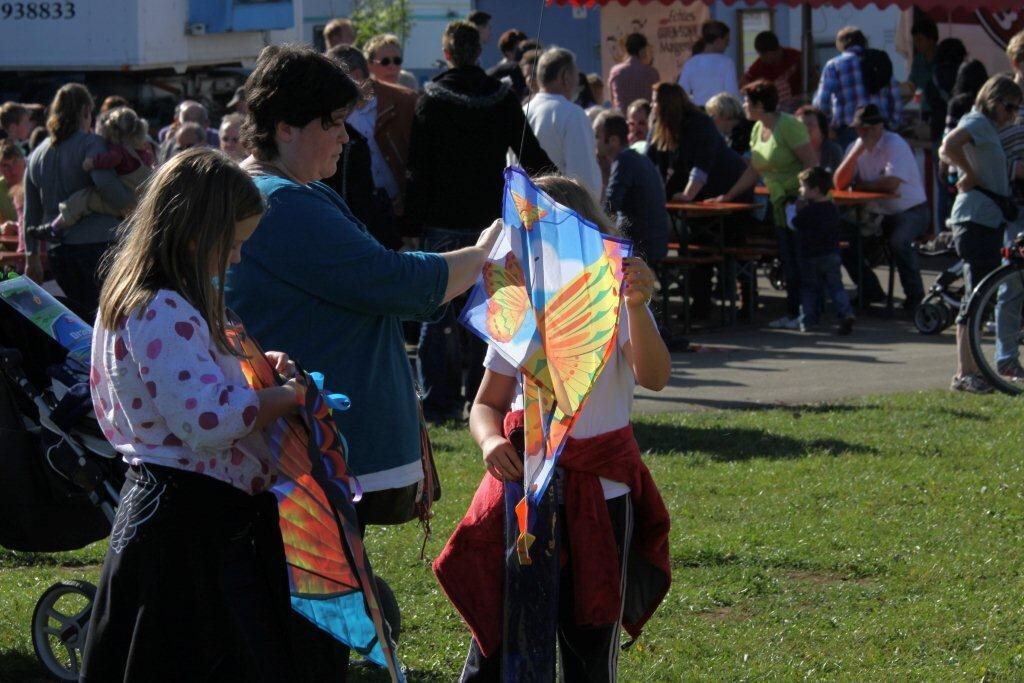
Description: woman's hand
xmin=956 ymin=172 xmax=978 ymax=194
xmin=623 ymin=257 xmax=655 ymax=309
xmin=1 ymin=220 xmax=18 ymax=237
xmin=265 ymin=351 xmax=297 ymax=379
xmin=481 ymin=434 xmax=522 ymax=481
xmin=476 ymin=219 xmax=503 ymax=254
xmin=707 ymin=194 xmax=729 ymax=203
xmin=81 ymin=158 xmax=95 ymax=172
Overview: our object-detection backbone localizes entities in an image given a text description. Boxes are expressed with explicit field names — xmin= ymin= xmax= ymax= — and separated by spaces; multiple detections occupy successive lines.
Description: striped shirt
xmin=812 ymin=47 xmax=901 ymax=130
xmin=999 ymin=121 xmax=1024 ymax=205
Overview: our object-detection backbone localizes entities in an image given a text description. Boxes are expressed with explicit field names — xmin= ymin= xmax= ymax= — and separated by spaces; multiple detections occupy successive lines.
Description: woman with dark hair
xmin=22 ymin=83 xmax=134 ymax=316
xmin=796 ymin=105 xmax=843 ymax=172
xmin=945 ymin=59 xmax=990 ymax=135
xmin=224 ymin=44 xmax=500 ymax=674
xmin=575 ymin=71 xmax=598 ymax=109
xmin=647 ymin=81 xmax=751 ymax=318
xmin=647 ymin=82 xmax=749 ymax=204
xmin=677 ymin=20 xmax=738 ymax=105
xmin=925 ymin=38 xmax=967 ymax=142
xmin=716 ymin=80 xmax=816 ymax=330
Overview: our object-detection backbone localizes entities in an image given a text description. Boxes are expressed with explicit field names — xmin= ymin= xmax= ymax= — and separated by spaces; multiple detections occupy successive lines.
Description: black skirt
xmin=80 ymin=462 xmax=299 ymax=682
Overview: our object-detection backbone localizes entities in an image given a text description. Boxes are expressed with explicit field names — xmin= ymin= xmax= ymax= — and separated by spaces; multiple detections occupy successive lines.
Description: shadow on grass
xmin=0 ymin=550 xmax=104 ymax=570
xmin=0 ymin=651 xmax=50 ymax=683
xmin=671 ymin=548 xmax=884 ymax=579
xmin=350 ymin=663 xmax=451 ymax=682
xmin=634 ymin=421 xmax=876 ymax=461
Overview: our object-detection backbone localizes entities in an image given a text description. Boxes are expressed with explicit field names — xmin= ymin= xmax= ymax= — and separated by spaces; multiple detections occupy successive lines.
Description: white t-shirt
xmin=677 ymin=53 xmax=739 ymax=106
xmin=483 ymin=305 xmax=655 ymax=499
xmin=852 ymin=131 xmax=927 ymax=215
xmin=523 ymin=92 xmax=603 ymax=202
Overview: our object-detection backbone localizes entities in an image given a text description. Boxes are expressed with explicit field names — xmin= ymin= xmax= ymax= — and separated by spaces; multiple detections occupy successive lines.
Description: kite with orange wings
xmin=460 ymin=167 xmax=632 ymax=564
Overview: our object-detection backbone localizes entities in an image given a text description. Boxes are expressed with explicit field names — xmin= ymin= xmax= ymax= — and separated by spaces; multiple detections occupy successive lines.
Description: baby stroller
xmin=0 ymin=275 xmax=123 ymax=681
xmin=914 ymin=260 xmax=964 ymax=335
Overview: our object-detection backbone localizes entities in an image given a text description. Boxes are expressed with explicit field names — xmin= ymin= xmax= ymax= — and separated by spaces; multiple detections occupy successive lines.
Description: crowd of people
xmin=2 ymin=9 xmax=1024 ymax=681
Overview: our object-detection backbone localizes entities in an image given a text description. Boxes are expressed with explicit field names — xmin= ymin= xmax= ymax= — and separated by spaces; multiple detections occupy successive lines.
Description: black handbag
xmin=975 ymin=185 xmax=1020 ymax=222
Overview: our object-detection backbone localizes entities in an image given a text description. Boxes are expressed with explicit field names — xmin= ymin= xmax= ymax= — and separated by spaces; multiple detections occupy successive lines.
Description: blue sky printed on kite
xmin=460 ymin=167 xmax=631 ymax=561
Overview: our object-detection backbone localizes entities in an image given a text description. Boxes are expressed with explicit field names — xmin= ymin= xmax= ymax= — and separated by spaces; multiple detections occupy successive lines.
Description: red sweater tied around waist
xmin=433 ymin=410 xmax=671 ymax=656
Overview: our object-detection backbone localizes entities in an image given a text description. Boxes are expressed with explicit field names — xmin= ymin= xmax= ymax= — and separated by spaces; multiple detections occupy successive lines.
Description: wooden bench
xmin=655 ymin=253 xmax=724 ymax=333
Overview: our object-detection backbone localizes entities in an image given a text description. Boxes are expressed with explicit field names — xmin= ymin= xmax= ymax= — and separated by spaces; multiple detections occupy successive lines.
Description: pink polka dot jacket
xmin=90 ymin=290 xmax=277 ymax=494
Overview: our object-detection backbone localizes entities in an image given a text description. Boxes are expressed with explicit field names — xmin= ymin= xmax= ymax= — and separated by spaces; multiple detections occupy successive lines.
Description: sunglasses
xmin=373 ymin=56 xmax=402 ymax=67
xmin=221 ymin=136 xmax=240 ymax=143
xmin=1001 ymin=99 xmax=1021 ymax=113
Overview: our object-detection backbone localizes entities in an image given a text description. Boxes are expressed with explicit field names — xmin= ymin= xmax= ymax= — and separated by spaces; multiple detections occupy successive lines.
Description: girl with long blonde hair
xmin=82 ymin=148 xmax=302 ymax=681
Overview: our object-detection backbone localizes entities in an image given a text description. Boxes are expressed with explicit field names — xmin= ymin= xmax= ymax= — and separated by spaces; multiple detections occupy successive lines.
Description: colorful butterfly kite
xmin=228 ymin=321 xmax=404 ymax=682
xmin=460 ymin=167 xmax=632 ymax=564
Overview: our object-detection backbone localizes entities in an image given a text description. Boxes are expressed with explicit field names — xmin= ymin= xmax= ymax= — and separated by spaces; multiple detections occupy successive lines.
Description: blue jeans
xmin=995 ymin=220 xmax=1024 ymax=365
xmin=883 ymin=203 xmax=929 ymax=301
xmin=775 ymin=226 xmax=801 ymax=318
xmin=417 ymin=227 xmax=486 ymax=418
xmin=799 ymin=251 xmax=853 ymax=325
xmin=842 ymin=204 xmax=929 ymax=302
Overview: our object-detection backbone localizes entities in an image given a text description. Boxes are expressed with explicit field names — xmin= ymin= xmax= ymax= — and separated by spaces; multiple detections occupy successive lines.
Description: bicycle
xmin=965 ymin=233 xmax=1024 ymax=395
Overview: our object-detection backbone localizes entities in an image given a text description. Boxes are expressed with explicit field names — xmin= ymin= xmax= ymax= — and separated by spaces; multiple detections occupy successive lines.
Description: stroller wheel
xmin=940 ymin=303 xmax=956 ymax=331
xmin=31 ymin=579 xmax=96 ymax=681
xmin=374 ymin=575 xmax=402 ymax=645
xmin=914 ymin=302 xmax=947 ymax=335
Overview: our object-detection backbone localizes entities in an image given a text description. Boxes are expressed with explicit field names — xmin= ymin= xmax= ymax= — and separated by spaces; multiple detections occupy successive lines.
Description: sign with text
xmin=600 ymin=3 xmax=710 ymax=88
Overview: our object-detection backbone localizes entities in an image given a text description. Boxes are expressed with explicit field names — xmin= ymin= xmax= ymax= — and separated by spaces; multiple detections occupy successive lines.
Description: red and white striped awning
xmin=552 ymin=0 xmax=1020 ymax=10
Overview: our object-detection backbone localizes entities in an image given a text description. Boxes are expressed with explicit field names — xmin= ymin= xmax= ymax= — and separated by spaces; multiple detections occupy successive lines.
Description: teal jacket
xmin=226 ymin=175 xmax=448 ymax=478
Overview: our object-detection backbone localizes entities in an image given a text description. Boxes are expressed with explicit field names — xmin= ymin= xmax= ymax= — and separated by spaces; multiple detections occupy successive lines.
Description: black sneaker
xmin=837 ymin=316 xmax=854 ymax=335
xmin=902 ymin=295 xmax=923 ymax=312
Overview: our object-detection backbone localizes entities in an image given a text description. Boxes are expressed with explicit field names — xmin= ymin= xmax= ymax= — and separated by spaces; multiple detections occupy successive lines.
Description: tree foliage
xmin=351 ymin=0 xmax=414 ymax=46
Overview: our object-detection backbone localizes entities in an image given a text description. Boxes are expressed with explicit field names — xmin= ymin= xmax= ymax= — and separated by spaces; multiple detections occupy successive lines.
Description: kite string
xmin=517 ymin=0 xmax=549 ymax=163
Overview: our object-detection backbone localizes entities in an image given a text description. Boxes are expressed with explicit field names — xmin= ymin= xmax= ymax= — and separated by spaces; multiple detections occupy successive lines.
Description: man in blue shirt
xmin=813 ymin=27 xmax=901 ymax=148
xmin=593 ymin=110 xmax=668 ymax=262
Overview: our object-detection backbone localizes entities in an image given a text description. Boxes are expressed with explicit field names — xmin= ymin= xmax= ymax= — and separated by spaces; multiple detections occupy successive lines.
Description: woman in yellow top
xmin=715 ymin=80 xmax=816 ymax=329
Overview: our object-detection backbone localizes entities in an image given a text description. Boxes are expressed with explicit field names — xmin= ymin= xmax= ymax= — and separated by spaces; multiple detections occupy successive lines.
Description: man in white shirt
xmin=834 ymin=104 xmax=929 ymax=308
xmin=677 ymin=20 xmax=739 ymax=106
xmin=524 ymin=47 xmax=603 ymax=201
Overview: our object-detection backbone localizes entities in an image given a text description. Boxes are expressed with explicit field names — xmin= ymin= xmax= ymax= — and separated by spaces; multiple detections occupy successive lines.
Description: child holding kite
xmin=435 ymin=172 xmax=673 ymax=682
xmin=81 ymin=148 xmax=304 ymax=681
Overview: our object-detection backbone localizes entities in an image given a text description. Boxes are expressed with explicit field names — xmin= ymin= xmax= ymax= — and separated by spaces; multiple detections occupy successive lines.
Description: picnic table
xmin=664 ymin=200 xmax=760 ymax=328
xmin=754 ymin=185 xmax=900 ymax=310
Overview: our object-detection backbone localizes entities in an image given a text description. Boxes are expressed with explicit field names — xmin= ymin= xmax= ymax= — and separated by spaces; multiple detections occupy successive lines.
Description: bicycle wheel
xmin=967 ymin=263 xmax=1024 ymax=395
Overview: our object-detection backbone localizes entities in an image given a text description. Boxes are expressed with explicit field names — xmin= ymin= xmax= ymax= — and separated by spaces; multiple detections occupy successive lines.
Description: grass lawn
xmin=2 ymin=390 xmax=1023 ymax=681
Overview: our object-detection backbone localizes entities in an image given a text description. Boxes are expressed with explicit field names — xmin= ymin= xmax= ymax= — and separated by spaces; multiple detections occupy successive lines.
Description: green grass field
xmin=3 ymin=391 xmax=1023 ymax=681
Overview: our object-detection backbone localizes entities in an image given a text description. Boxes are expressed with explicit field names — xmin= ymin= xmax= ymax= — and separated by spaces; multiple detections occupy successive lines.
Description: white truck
xmin=0 ymin=0 xmax=305 ymax=119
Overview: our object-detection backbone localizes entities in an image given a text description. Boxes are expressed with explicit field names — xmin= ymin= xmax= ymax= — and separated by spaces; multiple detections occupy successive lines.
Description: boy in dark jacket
xmin=790 ymin=166 xmax=855 ymax=335
xmin=406 ymin=20 xmax=554 ymax=422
